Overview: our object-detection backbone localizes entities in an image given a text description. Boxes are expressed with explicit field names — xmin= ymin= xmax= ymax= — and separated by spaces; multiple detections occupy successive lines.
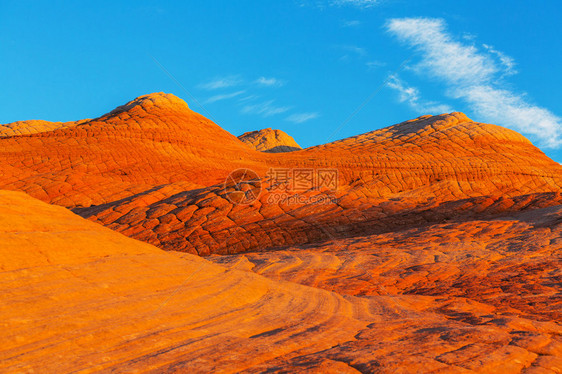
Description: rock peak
xmin=108 ymin=92 xmax=189 ymax=116
xmin=448 ymin=111 xmax=470 ymax=121
xmin=238 ymin=128 xmax=302 ymax=152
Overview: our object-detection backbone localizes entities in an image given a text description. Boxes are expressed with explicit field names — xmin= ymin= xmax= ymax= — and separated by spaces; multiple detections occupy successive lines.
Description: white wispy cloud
xmin=199 ymin=75 xmax=243 ymax=90
xmin=482 ymin=44 xmax=517 ymax=76
xmin=298 ymin=0 xmax=381 ymax=9
xmin=337 ymin=44 xmax=367 ymax=62
xmin=238 ymin=95 xmax=259 ymax=102
xmin=386 ymin=17 xmax=562 ymax=148
xmin=286 ymin=112 xmax=319 ymax=123
xmin=255 ymin=77 xmax=285 ymax=87
xmin=241 ymin=100 xmax=291 ymax=117
xmin=199 ymin=74 xmax=317 ymax=124
xmin=204 ymin=90 xmax=246 ymax=104
xmin=387 ymin=74 xmax=452 ymax=114
xmin=342 ymin=20 xmax=361 ymax=27
xmin=339 ymin=45 xmax=366 ymax=56
xmin=332 ymin=0 xmax=379 ymax=8
xmin=366 ymin=60 xmax=386 ymax=70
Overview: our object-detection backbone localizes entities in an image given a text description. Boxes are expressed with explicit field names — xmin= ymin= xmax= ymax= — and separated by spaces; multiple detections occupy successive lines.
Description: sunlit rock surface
xmin=1 ymin=190 xmax=560 ymax=373
xmin=1 ymin=94 xmax=561 ymax=255
xmin=0 ymin=93 xmax=561 ymax=372
xmin=0 ymin=119 xmax=91 ymax=137
xmin=238 ymin=127 xmax=302 ymax=152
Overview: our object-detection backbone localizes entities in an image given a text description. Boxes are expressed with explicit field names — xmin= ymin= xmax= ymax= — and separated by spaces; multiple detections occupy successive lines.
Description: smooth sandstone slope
xmin=238 ymin=128 xmax=302 ymax=152
xmin=1 ymin=190 xmax=561 ymax=373
xmin=0 ymin=189 xmax=365 ymax=372
xmin=1 ymin=93 xmax=561 ymax=255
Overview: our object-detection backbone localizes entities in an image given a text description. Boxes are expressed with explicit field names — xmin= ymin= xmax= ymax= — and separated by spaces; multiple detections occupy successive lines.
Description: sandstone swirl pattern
xmin=0 ymin=92 xmax=561 ymax=372
xmin=0 ymin=93 xmax=561 ymax=255
xmin=1 ymin=190 xmax=561 ymax=373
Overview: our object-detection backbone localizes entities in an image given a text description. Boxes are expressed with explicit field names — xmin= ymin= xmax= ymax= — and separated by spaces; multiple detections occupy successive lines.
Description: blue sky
xmin=2 ymin=0 xmax=561 ymax=161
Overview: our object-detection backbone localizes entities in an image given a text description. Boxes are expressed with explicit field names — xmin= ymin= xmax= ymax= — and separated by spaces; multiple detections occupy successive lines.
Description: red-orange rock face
xmin=1 ymin=93 xmax=561 ymax=255
xmin=0 ymin=119 xmax=91 ymax=137
xmin=1 ymin=190 xmax=561 ymax=373
xmin=1 ymin=93 xmax=561 ymax=371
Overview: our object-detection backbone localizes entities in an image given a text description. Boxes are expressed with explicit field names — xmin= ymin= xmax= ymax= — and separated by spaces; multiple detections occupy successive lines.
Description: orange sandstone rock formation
xmin=1 ymin=190 xmax=560 ymax=373
xmin=0 ymin=119 xmax=90 ymax=137
xmin=238 ymin=127 xmax=302 ymax=152
xmin=0 ymin=93 xmax=561 ymax=256
xmin=1 ymin=92 xmax=562 ymax=372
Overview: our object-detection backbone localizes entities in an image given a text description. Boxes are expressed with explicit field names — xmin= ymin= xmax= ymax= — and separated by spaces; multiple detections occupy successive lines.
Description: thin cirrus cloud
xmin=255 ymin=77 xmax=285 ymax=87
xmin=331 ymin=0 xmax=379 ymax=8
xmin=199 ymin=74 xmax=317 ymax=121
xmin=366 ymin=60 xmax=386 ymax=70
xmin=386 ymin=17 xmax=562 ymax=148
xmin=386 ymin=75 xmax=452 ymax=114
xmin=198 ymin=75 xmax=243 ymax=90
xmin=204 ymin=90 xmax=246 ymax=104
xmin=286 ymin=112 xmax=319 ymax=124
xmin=482 ymin=44 xmax=517 ymax=76
xmin=241 ymin=100 xmax=291 ymax=117
xmin=342 ymin=20 xmax=362 ymax=27
xmin=338 ymin=45 xmax=367 ymax=62
xmin=339 ymin=45 xmax=366 ymax=56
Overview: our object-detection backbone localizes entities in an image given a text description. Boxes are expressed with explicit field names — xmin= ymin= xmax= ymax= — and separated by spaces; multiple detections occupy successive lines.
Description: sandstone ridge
xmin=1 ymin=92 xmax=561 ymax=372
xmin=0 ymin=119 xmax=91 ymax=137
xmin=107 ymin=92 xmax=190 ymax=116
xmin=0 ymin=93 xmax=561 ymax=256
xmin=238 ymin=127 xmax=302 ymax=152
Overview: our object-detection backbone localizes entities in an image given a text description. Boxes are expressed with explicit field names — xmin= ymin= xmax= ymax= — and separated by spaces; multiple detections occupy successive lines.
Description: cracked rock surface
xmin=1 ymin=93 xmax=561 ymax=256
xmin=2 ymin=190 xmax=560 ymax=373
xmin=0 ymin=93 xmax=561 ymax=373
